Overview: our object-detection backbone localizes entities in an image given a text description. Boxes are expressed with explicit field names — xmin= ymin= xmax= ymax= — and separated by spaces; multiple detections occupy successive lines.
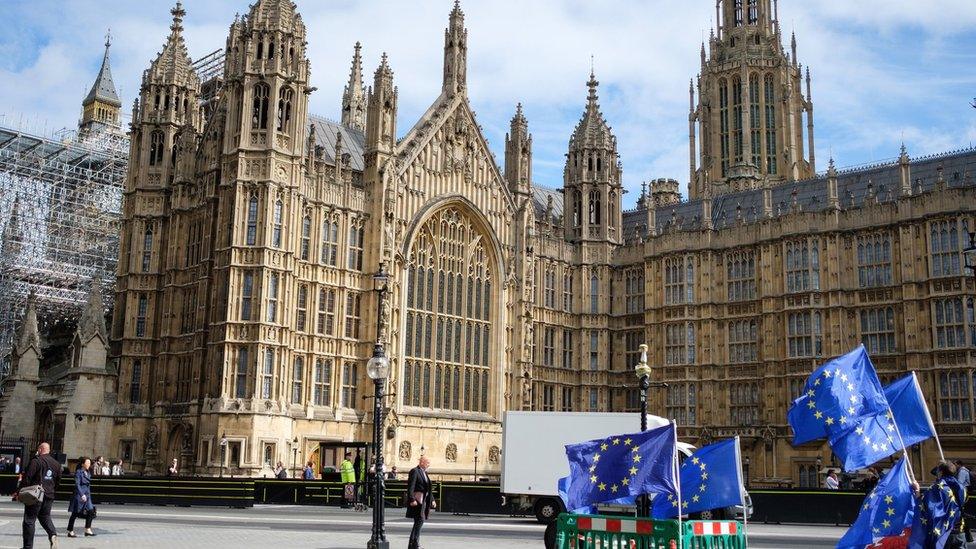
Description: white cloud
xmin=1 ymin=0 xmax=974 ymax=207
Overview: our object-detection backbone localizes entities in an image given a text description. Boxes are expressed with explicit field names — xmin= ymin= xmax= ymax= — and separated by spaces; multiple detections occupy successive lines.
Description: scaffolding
xmin=0 ymin=120 xmax=128 ymax=375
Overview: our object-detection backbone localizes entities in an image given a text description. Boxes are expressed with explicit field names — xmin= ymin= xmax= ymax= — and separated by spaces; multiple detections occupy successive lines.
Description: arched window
xmin=590 ymin=274 xmax=599 ymax=314
xmin=267 ymin=273 xmax=279 ymax=323
xmin=300 ymin=215 xmax=311 ymax=260
xmin=749 ymin=74 xmax=761 ymax=169
xmin=256 ymin=40 xmax=264 ymax=60
xmin=608 ymin=191 xmax=617 ymax=228
xmin=588 ymin=190 xmax=601 ymax=225
xmin=732 ymin=77 xmax=743 ymax=164
xmin=149 ymin=130 xmax=164 ymax=166
xmin=747 ymin=0 xmax=758 ymax=24
xmin=292 ymin=356 xmax=304 ymax=404
xmin=573 ymin=190 xmax=583 ymax=227
xmin=404 ymin=208 xmax=494 ymax=413
xmin=252 ymin=83 xmax=270 ymax=130
xmin=272 ymin=199 xmax=283 ymax=247
xmin=734 ymin=0 xmax=743 ymax=26
xmin=764 ymin=74 xmax=777 ymax=175
xmin=719 ymin=79 xmax=730 ymax=176
xmin=277 ymin=87 xmax=294 ymax=133
xmin=142 ymin=227 xmax=153 ymax=272
xmin=246 ymin=195 xmax=258 ymax=246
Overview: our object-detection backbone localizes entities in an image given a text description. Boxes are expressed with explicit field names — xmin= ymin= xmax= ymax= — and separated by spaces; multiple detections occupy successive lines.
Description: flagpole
xmin=912 ymin=372 xmax=945 ymax=462
xmin=734 ymin=436 xmax=749 ymax=544
xmin=886 ymin=403 xmax=917 ymax=484
xmin=673 ymin=421 xmax=683 ymax=549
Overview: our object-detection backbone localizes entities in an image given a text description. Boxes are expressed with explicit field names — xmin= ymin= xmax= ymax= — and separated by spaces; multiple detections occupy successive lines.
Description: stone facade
xmin=101 ymin=0 xmax=974 ymax=486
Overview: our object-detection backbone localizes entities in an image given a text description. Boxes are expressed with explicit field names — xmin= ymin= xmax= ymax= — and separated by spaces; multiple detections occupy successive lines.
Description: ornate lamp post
xmin=292 ymin=437 xmax=299 ymax=478
xmin=366 ymin=265 xmax=391 ymax=549
xmin=219 ymin=433 xmax=227 ymax=478
xmin=634 ymin=343 xmax=668 ymax=517
xmin=473 ymin=447 xmax=479 ymax=482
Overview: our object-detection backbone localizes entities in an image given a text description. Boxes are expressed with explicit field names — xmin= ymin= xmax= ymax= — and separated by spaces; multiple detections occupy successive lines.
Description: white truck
xmin=500 ymin=411 xmax=697 ymax=523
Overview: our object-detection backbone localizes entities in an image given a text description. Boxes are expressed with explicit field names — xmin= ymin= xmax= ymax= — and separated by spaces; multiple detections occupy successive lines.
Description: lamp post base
xmin=367 ymin=540 xmax=390 ymax=549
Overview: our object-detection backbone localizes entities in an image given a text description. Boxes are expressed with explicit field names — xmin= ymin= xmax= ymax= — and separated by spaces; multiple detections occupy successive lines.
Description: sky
xmin=1 ymin=0 xmax=976 ymax=208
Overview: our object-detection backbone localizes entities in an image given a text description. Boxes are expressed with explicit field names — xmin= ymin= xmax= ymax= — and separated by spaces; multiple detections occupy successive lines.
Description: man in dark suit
xmin=405 ymin=456 xmax=435 ymax=549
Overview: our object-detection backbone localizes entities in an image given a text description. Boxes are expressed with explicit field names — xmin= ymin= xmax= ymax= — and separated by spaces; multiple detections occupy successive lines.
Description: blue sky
xmin=1 ymin=0 xmax=976 ymax=208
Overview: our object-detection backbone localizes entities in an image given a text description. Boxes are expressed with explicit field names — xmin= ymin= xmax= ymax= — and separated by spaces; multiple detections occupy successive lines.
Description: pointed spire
xmin=569 ymin=66 xmax=613 ymax=151
xmin=76 ymin=279 xmax=108 ymax=344
xmin=83 ymin=29 xmax=122 ymax=108
xmin=171 ymin=1 xmax=185 ymax=35
xmin=148 ymin=1 xmax=197 ymax=85
xmin=341 ymin=42 xmax=366 ymax=131
xmin=791 ymin=31 xmax=797 ymax=65
xmin=442 ymin=0 xmax=468 ymax=95
xmin=14 ymin=291 xmax=41 ymax=357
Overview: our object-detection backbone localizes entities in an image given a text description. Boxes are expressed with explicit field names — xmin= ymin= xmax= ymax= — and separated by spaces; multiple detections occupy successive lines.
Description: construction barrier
xmin=555 ymin=513 xmax=746 ymax=549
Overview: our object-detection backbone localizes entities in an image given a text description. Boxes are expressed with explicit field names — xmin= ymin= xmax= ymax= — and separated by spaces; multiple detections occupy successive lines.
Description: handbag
xmin=17 ymin=485 xmax=44 ymax=506
xmin=81 ymin=505 xmax=97 ymax=519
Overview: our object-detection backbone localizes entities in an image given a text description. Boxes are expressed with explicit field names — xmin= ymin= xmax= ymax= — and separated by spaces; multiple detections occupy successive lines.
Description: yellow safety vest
xmin=340 ymin=459 xmax=355 ymax=483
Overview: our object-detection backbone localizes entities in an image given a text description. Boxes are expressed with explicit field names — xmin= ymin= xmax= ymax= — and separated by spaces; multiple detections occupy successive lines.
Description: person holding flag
xmin=836 ymin=457 xmax=915 ymax=549
xmin=651 ymin=438 xmax=746 ymax=520
xmin=908 ymin=461 xmax=966 ymax=549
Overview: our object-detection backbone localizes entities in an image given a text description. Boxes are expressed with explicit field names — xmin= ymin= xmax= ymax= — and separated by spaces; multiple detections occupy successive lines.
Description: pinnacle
xmin=171 ymin=1 xmax=186 ymax=34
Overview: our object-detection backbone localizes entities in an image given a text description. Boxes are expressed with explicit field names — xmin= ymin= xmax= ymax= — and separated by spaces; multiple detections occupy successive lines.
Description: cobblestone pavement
xmin=0 ymin=502 xmax=845 ymax=547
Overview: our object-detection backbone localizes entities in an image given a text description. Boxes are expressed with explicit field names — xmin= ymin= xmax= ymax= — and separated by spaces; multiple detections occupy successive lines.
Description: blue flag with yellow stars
xmin=563 ymin=423 xmax=677 ymax=512
xmin=884 ymin=373 xmax=937 ymax=449
xmin=828 ymin=410 xmax=902 ymax=472
xmin=787 ymin=345 xmax=889 ymax=446
xmin=836 ymin=457 xmax=914 ymax=549
xmin=908 ymin=476 xmax=965 ymax=549
xmin=650 ymin=438 xmax=743 ymax=519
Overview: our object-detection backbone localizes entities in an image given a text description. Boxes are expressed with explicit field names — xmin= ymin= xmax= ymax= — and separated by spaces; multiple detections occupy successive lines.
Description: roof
xmin=84 ymin=40 xmax=121 ymax=108
xmin=619 ymin=147 xmax=976 ymax=239
xmin=531 ymin=185 xmax=564 ymax=220
xmin=309 ymin=115 xmax=366 ymax=172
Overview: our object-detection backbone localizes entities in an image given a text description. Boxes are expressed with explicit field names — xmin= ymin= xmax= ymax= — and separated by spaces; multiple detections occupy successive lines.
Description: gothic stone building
xmin=108 ymin=0 xmax=975 ymax=484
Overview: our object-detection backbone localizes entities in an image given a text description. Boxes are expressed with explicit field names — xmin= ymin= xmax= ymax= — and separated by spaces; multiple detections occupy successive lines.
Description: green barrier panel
xmin=555 ymin=514 xmax=748 ymax=549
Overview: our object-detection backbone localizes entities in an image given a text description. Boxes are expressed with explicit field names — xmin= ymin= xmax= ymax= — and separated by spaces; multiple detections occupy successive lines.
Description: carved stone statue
xmin=398 ymin=441 xmax=412 ymax=461
xmin=445 ymin=443 xmax=458 ymax=463
xmin=146 ymin=424 xmax=159 ymax=454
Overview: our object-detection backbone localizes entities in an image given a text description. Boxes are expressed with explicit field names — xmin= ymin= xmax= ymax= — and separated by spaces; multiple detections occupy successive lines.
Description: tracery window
xmin=246 ymin=195 xmax=258 ymax=246
xmin=787 ymin=311 xmax=822 ymax=358
xmin=295 ymin=284 xmax=308 ymax=332
xmin=588 ymin=190 xmax=601 ymax=225
xmin=563 ymin=272 xmax=573 ymax=312
xmin=728 ymin=319 xmax=758 ymax=363
xmin=313 ymin=359 xmax=332 ymax=406
xmin=933 ymin=298 xmax=970 ymax=349
xmin=624 ymin=330 xmax=643 ymax=369
xmin=277 ymin=86 xmax=293 ymax=133
xmin=347 ymin=223 xmax=364 ymax=271
xmin=938 ymin=371 xmax=973 ymax=422
xmin=266 ymin=273 xmax=279 ymax=323
xmin=664 ymin=256 xmax=694 ymax=305
xmin=747 ymin=0 xmax=758 ymax=24
xmin=543 ymin=268 xmax=556 ymax=308
xmin=562 ymin=329 xmax=574 ymax=368
xmin=726 ymin=250 xmax=756 ymax=301
xmin=733 ymin=0 xmax=743 ymax=26
xmin=317 ymin=288 xmax=336 ymax=335
xmin=344 ymin=292 xmax=361 ymax=339
xmin=860 ymin=307 xmax=896 ymax=354
xmin=589 ymin=331 xmax=599 ymax=370
xmin=561 ymin=387 xmax=574 ymax=411
xmin=589 ymin=273 xmax=599 ymax=314
xmin=292 ymin=356 xmax=304 ymax=403
xmin=785 ymin=239 xmax=820 ymax=293
xmin=665 ymin=322 xmax=696 ymax=365
xmin=667 ymin=383 xmax=697 ymax=425
xmin=235 ymin=347 xmax=248 ymax=399
xmin=625 ymin=268 xmax=644 ymax=314
xmin=857 ymin=234 xmax=892 ymax=288
xmin=252 ymin=83 xmax=270 ymax=130
xmin=261 ymin=349 xmax=274 ymax=399
xmin=130 ymin=360 xmax=142 ymax=404
xmin=241 ymin=272 xmax=254 ymax=321
xmin=300 ymin=215 xmax=311 ymax=260
xmin=749 ymin=74 xmax=761 ymax=169
xmin=341 ymin=362 xmax=358 ymax=407
xmin=320 ymin=216 xmax=339 ymax=266
xmin=541 ymin=384 xmax=555 ymax=412
xmin=732 ymin=77 xmax=744 ymax=164
xmin=142 ymin=227 xmax=154 ymax=272
xmin=730 ymin=382 xmax=760 ymax=426
xmin=764 ymin=75 xmax=777 ymax=174
xmin=149 ymin=130 xmax=164 ymax=166
xmin=930 ymin=219 xmax=962 ymax=277
xmin=272 ymin=199 xmax=283 ymax=248
xmin=542 ymin=327 xmax=555 ymax=367
xmin=719 ymin=78 xmax=730 ymax=176
xmin=572 ymin=190 xmax=582 ymax=228
xmin=404 ymin=208 xmax=493 ymax=413
xmin=136 ymin=294 xmax=148 ymax=337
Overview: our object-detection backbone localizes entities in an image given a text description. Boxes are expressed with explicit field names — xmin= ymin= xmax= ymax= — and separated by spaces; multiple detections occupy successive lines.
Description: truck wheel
xmin=534 ymin=497 xmax=564 ymax=524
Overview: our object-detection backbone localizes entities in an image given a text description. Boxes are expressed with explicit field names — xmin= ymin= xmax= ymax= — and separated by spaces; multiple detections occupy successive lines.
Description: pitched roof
xmin=309 ymin=115 xmax=366 ymax=172
xmin=83 ymin=37 xmax=121 ymax=108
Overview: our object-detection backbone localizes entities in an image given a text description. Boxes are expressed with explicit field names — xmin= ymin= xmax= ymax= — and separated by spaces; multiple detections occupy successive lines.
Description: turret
xmin=442 ymin=1 xmax=467 ymax=96
xmin=79 ymin=31 xmax=122 ymax=135
xmin=504 ymin=103 xmax=532 ymax=198
xmin=364 ymin=53 xmax=397 ymax=174
xmin=562 ymin=69 xmax=623 ymax=244
xmin=341 ymin=42 xmax=366 ymax=131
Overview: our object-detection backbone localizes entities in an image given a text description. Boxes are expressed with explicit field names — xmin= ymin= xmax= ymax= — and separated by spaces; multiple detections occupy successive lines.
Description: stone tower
xmin=689 ymin=0 xmax=815 ymax=199
xmin=340 ymin=42 xmax=366 ymax=132
xmin=112 ymin=0 xmax=201 ymax=424
xmin=79 ymin=31 xmax=122 ymax=136
xmin=0 ymin=294 xmax=41 ymax=439
xmin=504 ymin=103 xmax=532 ymax=199
xmin=562 ymin=69 xmax=623 ymax=244
xmin=364 ymin=53 xmax=397 ymax=179
xmin=442 ymin=0 xmax=467 ymax=96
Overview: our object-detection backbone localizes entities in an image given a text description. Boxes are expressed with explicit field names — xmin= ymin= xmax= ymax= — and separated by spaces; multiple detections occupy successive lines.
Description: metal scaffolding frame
xmin=0 ymin=121 xmax=128 ymax=375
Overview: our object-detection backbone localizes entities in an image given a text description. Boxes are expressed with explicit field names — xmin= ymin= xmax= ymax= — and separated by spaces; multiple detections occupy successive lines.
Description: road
xmin=0 ymin=501 xmax=846 ymax=547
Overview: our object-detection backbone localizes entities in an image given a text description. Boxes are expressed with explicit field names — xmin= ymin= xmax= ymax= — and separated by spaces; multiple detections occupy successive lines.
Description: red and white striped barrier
xmin=691 ymin=521 xmax=738 ymax=536
xmin=576 ymin=516 xmax=656 ymax=535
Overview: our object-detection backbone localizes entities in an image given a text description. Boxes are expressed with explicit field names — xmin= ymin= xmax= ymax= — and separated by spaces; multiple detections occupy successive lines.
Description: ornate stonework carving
xmin=445 ymin=443 xmax=458 ymax=463
xmin=399 ymin=441 xmax=412 ymax=461
xmin=488 ymin=446 xmax=500 ymax=465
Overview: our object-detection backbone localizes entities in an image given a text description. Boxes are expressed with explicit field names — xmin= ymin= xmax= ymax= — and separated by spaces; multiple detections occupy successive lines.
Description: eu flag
xmin=836 ymin=457 xmax=915 ymax=549
xmin=563 ymin=423 xmax=677 ymax=512
xmin=788 ymin=346 xmax=889 ymax=445
xmin=651 ymin=438 xmax=744 ymax=519
xmin=829 ymin=410 xmax=901 ymax=472
xmin=908 ymin=476 xmax=965 ymax=549
xmin=884 ymin=373 xmax=937 ymax=448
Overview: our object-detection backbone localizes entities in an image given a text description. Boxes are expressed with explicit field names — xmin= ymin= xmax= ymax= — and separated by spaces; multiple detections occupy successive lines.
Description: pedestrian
xmin=167 ymin=458 xmax=179 ymax=477
xmin=111 ymin=459 xmax=124 ymax=476
xmin=92 ymin=456 xmax=107 ymax=477
xmin=406 ymin=456 xmax=436 ymax=549
xmin=954 ymin=459 xmax=970 ymax=497
xmin=914 ymin=461 xmax=966 ymax=549
xmin=862 ymin=466 xmax=880 ymax=493
xmin=14 ymin=456 xmax=22 ymax=474
xmin=824 ymin=470 xmax=839 ymax=490
xmin=66 ymin=457 xmax=96 ymax=538
xmin=274 ymin=461 xmax=287 ymax=479
xmin=340 ymin=452 xmax=355 ymax=508
xmin=302 ymin=461 xmax=315 ymax=480
xmin=0 ymin=457 xmax=7 ymax=472
xmin=19 ymin=442 xmax=61 ymax=549
xmin=386 ymin=465 xmax=398 ymax=480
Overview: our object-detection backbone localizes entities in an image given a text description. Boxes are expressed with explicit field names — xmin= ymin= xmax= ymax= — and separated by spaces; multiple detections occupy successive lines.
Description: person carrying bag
xmin=19 ymin=442 xmax=61 ymax=549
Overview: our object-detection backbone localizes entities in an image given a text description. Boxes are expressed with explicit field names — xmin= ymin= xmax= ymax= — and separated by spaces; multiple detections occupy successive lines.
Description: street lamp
xmin=473 ymin=447 xmax=479 ymax=482
xmin=744 ymin=456 xmax=751 ymax=489
xmin=292 ymin=437 xmax=299 ymax=478
xmin=219 ymin=433 xmax=228 ymax=478
xmin=366 ymin=265 xmax=391 ymax=549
